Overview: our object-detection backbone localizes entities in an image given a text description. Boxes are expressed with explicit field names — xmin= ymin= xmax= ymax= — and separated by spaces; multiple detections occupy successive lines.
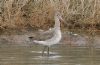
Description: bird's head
xmin=55 ymin=11 xmax=68 ymax=25
xmin=55 ymin=11 xmax=64 ymax=22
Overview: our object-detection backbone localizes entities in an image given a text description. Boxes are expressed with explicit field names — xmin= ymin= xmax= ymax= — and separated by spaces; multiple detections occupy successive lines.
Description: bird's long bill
xmin=59 ymin=16 xmax=68 ymax=25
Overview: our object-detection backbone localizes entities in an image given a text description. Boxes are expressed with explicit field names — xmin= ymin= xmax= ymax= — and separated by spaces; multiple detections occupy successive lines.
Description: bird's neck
xmin=54 ymin=17 xmax=60 ymax=30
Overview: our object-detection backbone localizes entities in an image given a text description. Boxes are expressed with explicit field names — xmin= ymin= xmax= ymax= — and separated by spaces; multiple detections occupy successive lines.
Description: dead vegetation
xmin=0 ymin=0 xmax=100 ymax=34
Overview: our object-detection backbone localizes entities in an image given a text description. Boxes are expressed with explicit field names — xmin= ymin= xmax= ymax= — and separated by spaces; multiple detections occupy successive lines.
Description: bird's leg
xmin=42 ymin=46 xmax=47 ymax=56
xmin=47 ymin=46 xmax=50 ymax=56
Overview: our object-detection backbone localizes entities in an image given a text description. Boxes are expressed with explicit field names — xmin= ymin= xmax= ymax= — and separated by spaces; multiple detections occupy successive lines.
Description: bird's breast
xmin=53 ymin=30 xmax=62 ymax=42
xmin=44 ymin=30 xmax=62 ymax=46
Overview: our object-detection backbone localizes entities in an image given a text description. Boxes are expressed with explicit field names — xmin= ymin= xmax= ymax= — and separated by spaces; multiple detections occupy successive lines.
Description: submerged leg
xmin=42 ymin=46 xmax=47 ymax=56
xmin=47 ymin=46 xmax=50 ymax=56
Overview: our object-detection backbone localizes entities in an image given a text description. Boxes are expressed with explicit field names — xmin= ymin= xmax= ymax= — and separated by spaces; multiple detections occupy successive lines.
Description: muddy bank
xmin=0 ymin=31 xmax=100 ymax=47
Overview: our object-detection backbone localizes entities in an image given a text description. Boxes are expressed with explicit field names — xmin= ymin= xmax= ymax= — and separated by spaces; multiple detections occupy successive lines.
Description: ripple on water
xmin=30 ymin=51 xmax=58 ymax=54
xmin=1 ymin=57 xmax=16 ymax=61
xmin=32 ymin=55 xmax=62 ymax=60
xmin=30 ymin=51 xmax=62 ymax=60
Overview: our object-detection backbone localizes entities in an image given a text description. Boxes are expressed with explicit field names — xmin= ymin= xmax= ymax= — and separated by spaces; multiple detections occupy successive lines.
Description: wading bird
xmin=29 ymin=12 xmax=64 ymax=56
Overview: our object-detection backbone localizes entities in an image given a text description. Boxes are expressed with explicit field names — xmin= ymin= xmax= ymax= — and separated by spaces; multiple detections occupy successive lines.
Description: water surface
xmin=0 ymin=31 xmax=100 ymax=65
xmin=0 ymin=44 xmax=100 ymax=65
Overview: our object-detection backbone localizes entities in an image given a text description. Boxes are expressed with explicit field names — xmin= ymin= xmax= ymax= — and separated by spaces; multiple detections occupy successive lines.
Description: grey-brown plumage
xmin=29 ymin=12 xmax=64 ymax=56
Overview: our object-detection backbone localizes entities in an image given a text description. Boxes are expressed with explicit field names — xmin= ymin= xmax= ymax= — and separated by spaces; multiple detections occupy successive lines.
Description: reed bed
xmin=0 ymin=0 xmax=99 ymax=31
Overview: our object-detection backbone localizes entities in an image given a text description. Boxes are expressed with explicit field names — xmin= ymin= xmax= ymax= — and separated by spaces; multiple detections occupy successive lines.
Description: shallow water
xmin=0 ymin=31 xmax=100 ymax=65
xmin=0 ymin=44 xmax=100 ymax=65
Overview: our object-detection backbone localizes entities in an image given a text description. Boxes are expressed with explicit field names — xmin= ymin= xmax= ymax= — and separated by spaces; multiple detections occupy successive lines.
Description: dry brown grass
xmin=0 ymin=0 xmax=100 ymax=31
